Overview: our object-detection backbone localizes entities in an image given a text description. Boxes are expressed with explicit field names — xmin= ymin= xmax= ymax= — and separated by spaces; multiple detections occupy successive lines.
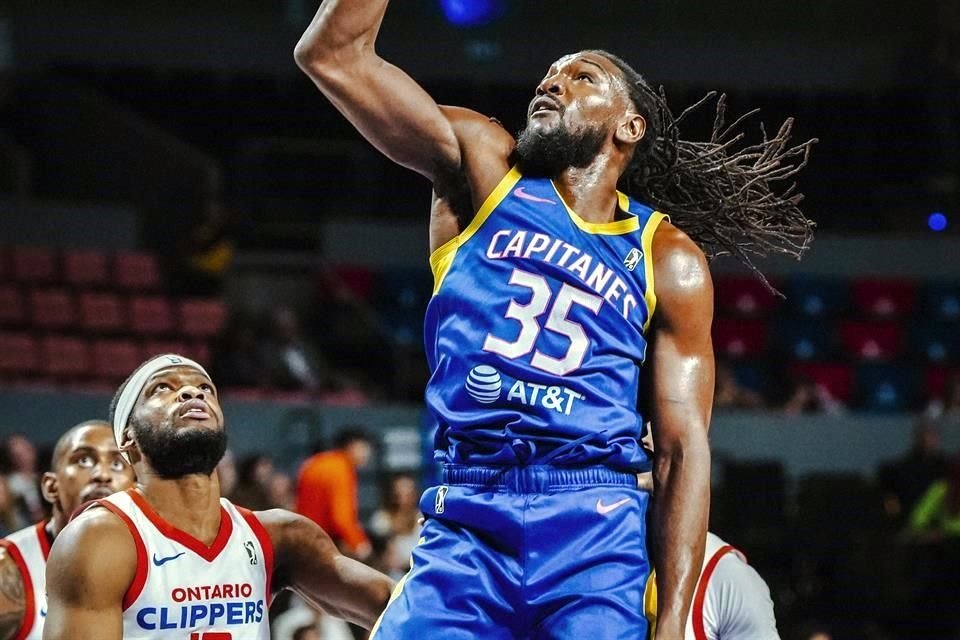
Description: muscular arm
xmin=294 ymin=0 xmax=512 ymax=247
xmin=648 ymin=223 xmax=714 ymax=638
xmin=42 ymin=509 xmax=136 ymax=640
xmin=259 ymin=509 xmax=394 ymax=629
xmin=0 ymin=548 xmax=25 ymax=640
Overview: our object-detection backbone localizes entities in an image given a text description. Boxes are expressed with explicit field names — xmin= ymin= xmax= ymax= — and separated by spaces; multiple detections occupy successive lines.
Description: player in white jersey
xmin=644 ymin=530 xmax=780 ymax=640
xmin=43 ymin=354 xmax=394 ymax=640
xmin=0 ymin=421 xmax=135 ymax=640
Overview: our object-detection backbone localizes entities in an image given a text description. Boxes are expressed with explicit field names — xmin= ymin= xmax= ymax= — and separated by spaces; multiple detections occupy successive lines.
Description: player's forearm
xmin=0 ymin=554 xmax=24 ymax=640
xmin=294 ymin=0 xmax=390 ymax=68
xmin=652 ymin=437 xmax=711 ymax=637
xmin=296 ymin=556 xmax=394 ymax=629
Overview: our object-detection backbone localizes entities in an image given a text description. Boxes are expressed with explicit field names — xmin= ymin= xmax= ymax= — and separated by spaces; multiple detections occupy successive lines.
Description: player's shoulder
xmin=650 ymin=220 xmax=711 ymax=299
xmin=439 ymin=106 xmax=515 ymax=154
xmin=51 ymin=505 xmax=137 ymax=567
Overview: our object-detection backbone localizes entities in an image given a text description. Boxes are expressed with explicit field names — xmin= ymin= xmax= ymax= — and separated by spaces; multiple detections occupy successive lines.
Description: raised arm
xmin=42 ymin=509 xmax=136 ymax=640
xmin=258 ymin=509 xmax=393 ymax=629
xmin=0 ymin=547 xmax=25 ymax=640
xmin=648 ymin=223 xmax=714 ymax=639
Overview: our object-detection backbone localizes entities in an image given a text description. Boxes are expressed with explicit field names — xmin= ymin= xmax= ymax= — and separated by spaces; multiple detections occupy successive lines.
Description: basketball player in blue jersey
xmin=42 ymin=354 xmax=394 ymax=640
xmin=296 ymin=2 xmax=814 ymax=637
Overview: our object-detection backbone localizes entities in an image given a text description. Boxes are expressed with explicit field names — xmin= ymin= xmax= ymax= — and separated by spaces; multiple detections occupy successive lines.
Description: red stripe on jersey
xmin=0 ymin=539 xmax=36 ymax=640
xmin=34 ymin=521 xmax=51 ymax=561
xmin=97 ymin=500 xmax=149 ymax=611
xmin=692 ymin=544 xmax=737 ymax=640
xmin=236 ymin=507 xmax=275 ymax=604
xmin=128 ymin=489 xmax=233 ymax=563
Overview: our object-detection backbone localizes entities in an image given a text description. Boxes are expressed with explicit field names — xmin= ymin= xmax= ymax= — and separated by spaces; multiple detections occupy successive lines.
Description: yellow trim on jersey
xmin=644 ymin=569 xmax=658 ymax=636
xmin=641 ymin=212 xmax=668 ymax=332
xmin=549 ymin=182 xmax=641 ymax=235
xmin=429 ymin=167 xmax=524 ymax=294
xmin=369 ymin=536 xmax=427 ymax=638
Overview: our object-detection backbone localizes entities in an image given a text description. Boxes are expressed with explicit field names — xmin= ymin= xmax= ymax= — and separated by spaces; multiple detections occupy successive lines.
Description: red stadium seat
xmin=328 ymin=264 xmax=376 ymax=303
xmin=0 ymin=332 xmax=39 ymax=377
xmin=179 ymin=299 xmax=227 ymax=338
xmin=41 ymin=335 xmax=90 ymax=379
xmin=838 ymin=321 xmax=904 ymax=361
xmin=0 ymin=247 xmax=8 ymax=281
xmin=92 ymin=339 xmax=143 ymax=382
xmin=114 ymin=252 xmax=162 ymax=291
xmin=12 ymin=247 xmax=58 ymax=284
xmin=129 ymin=296 xmax=174 ymax=336
xmin=712 ymin=318 xmax=769 ymax=359
xmin=29 ymin=288 xmax=78 ymax=330
xmin=0 ymin=284 xmax=25 ymax=327
xmin=78 ymin=292 xmax=127 ymax=334
xmin=851 ymin=279 xmax=916 ymax=318
xmin=791 ymin=362 xmax=854 ymax=404
xmin=63 ymin=250 xmax=110 ymax=288
xmin=714 ymin=276 xmax=780 ymax=317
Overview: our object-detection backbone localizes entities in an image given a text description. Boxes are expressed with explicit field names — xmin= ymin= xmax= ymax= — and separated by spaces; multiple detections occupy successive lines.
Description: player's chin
xmin=174 ymin=416 xmax=223 ymax=431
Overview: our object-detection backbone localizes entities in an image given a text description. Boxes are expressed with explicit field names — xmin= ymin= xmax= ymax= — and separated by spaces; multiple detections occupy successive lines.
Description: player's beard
xmin=131 ymin=416 xmax=227 ymax=479
xmin=514 ymin=119 xmax=608 ymax=178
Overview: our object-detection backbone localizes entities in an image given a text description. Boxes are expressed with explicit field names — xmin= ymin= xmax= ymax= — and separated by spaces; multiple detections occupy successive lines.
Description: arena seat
xmin=791 ymin=361 xmax=854 ymax=404
xmin=838 ymin=321 xmax=903 ymax=361
xmin=11 ymin=247 xmax=58 ymax=284
xmin=714 ymin=275 xmax=781 ymax=317
xmin=29 ymin=288 xmax=77 ymax=330
xmin=41 ymin=335 xmax=90 ymax=379
xmin=78 ymin=291 xmax=127 ymax=334
xmin=854 ymin=363 xmax=921 ymax=413
xmin=782 ymin=275 xmax=850 ymax=318
xmin=63 ymin=250 xmax=110 ymax=288
xmin=129 ymin=295 xmax=174 ymax=336
xmin=851 ymin=279 xmax=916 ymax=318
xmin=712 ymin=318 xmax=769 ymax=359
xmin=179 ymin=298 xmax=228 ymax=339
xmin=92 ymin=338 xmax=143 ymax=382
xmin=0 ymin=332 xmax=39 ymax=377
xmin=0 ymin=284 xmax=25 ymax=327
xmin=773 ymin=317 xmax=835 ymax=361
xmin=114 ymin=252 xmax=162 ymax=291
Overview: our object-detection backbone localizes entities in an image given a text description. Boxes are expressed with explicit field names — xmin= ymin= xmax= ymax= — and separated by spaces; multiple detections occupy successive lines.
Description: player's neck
xmin=138 ymin=472 xmax=223 ymax=544
xmin=553 ymin=158 xmax=623 ymax=224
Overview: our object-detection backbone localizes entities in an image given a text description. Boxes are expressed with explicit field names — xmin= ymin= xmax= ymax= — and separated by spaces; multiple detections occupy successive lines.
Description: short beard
xmin=131 ymin=416 xmax=227 ymax=479
xmin=514 ymin=120 xmax=608 ymax=178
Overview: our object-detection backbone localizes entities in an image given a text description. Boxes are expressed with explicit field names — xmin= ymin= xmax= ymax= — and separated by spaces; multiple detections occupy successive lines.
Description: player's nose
xmin=178 ymin=385 xmax=205 ymax=401
xmin=536 ymin=75 xmax=564 ymax=97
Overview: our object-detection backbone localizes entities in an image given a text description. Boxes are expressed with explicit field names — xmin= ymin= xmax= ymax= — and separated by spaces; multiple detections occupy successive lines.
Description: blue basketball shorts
xmin=370 ymin=464 xmax=651 ymax=639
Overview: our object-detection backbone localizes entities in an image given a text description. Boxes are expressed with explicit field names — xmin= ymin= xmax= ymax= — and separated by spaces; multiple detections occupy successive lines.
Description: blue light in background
xmin=928 ymin=212 xmax=948 ymax=232
xmin=440 ymin=0 xmax=503 ymax=27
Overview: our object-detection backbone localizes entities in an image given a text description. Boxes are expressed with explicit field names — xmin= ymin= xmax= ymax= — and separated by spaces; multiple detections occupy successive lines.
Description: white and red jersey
xmin=96 ymin=489 xmax=274 ymax=640
xmin=645 ymin=532 xmax=780 ymax=640
xmin=0 ymin=521 xmax=51 ymax=640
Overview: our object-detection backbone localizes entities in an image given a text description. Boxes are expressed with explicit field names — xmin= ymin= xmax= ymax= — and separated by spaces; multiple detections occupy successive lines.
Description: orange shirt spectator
xmin=296 ymin=429 xmax=373 ymax=559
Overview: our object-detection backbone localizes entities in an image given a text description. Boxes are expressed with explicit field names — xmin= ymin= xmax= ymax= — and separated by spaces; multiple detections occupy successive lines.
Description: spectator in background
xmin=368 ymin=473 xmax=422 ymax=579
xmin=0 ymin=475 xmax=17 ymax=536
xmin=215 ymin=448 xmax=238 ymax=498
xmin=878 ymin=418 xmax=949 ymax=522
xmin=230 ymin=454 xmax=275 ymax=511
xmin=905 ymin=456 xmax=960 ymax=541
xmin=262 ymin=305 xmax=330 ymax=392
xmin=296 ymin=428 xmax=374 ymax=561
xmin=268 ymin=469 xmax=297 ymax=511
xmin=0 ymin=433 xmax=43 ymax=525
xmin=170 ymin=182 xmax=237 ymax=296
xmin=925 ymin=370 xmax=960 ymax=421
xmin=778 ymin=372 xmax=844 ymax=416
xmin=211 ymin=316 xmax=268 ymax=389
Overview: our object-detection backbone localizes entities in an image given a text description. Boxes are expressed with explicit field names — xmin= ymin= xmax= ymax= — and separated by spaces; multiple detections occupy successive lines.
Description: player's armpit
xmin=257 ymin=509 xmax=394 ymax=629
xmin=0 ymin=548 xmax=25 ymax=640
xmin=42 ymin=508 xmax=136 ymax=640
xmin=648 ymin=222 xmax=714 ymax=639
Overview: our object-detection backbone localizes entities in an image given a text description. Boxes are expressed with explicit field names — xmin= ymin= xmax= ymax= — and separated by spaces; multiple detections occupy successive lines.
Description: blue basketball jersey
xmin=425 ymin=167 xmax=668 ymax=472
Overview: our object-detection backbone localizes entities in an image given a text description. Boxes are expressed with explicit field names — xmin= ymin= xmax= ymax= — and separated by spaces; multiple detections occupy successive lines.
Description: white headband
xmin=113 ymin=354 xmax=210 ymax=463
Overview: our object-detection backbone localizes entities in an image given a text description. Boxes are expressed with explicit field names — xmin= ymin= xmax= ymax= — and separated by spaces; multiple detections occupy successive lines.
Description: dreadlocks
xmin=590 ymin=50 xmax=817 ymax=295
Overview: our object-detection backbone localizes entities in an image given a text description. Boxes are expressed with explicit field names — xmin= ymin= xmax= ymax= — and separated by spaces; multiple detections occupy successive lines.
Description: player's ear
xmin=615 ymin=112 xmax=646 ymax=146
xmin=119 ymin=428 xmax=141 ymax=464
xmin=41 ymin=471 xmax=58 ymax=506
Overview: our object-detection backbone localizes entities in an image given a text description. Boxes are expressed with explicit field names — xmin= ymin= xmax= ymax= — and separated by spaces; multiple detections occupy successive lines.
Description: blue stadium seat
xmin=909 ymin=321 xmax=960 ymax=363
xmin=782 ymin=275 xmax=850 ymax=318
xmin=373 ymin=268 xmax=434 ymax=345
xmin=920 ymin=281 xmax=960 ymax=321
xmin=772 ymin=317 xmax=835 ymax=361
xmin=854 ymin=364 xmax=921 ymax=413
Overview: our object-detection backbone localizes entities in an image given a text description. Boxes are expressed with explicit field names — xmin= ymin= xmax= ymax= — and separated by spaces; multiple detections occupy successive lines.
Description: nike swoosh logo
xmin=596 ymin=497 xmax=631 ymax=515
xmin=152 ymin=551 xmax=186 ymax=566
xmin=513 ymin=187 xmax=557 ymax=205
